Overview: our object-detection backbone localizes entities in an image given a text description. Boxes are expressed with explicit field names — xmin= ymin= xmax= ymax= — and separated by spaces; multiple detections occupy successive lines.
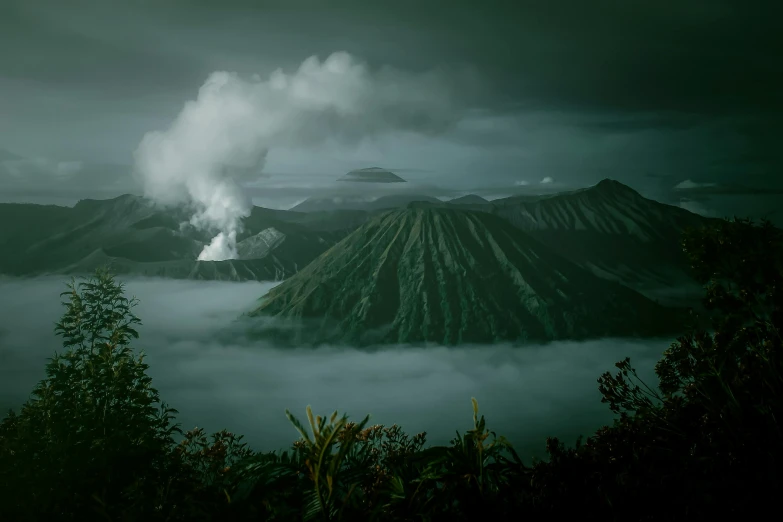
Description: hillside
xmin=490 ymin=179 xmax=715 ymax=305
xmin=0 ymin=180 xmax=717 ymax=294
xmin=248 ymin=206 xmax=688 ymax=346
xmin=447 ymin=194 xmax=490 ymax=206
xmin=0 ymin=195 xmax=337 ymax=280
xmin=290 ymin=193 xmax=440 ymax=213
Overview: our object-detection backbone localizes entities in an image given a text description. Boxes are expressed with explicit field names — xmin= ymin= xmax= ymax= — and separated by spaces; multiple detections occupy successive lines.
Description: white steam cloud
xmin=134 ymin=52 xmax=473 ymax=260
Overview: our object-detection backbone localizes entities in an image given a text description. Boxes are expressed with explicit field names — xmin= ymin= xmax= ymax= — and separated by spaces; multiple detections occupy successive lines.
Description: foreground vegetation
xmin=1 ymin=217 xmax=781 ymax=521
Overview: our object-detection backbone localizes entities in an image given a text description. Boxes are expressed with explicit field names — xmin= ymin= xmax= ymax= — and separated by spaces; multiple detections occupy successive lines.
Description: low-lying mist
xmin=0 ymin=276 xmax=673 ymax=459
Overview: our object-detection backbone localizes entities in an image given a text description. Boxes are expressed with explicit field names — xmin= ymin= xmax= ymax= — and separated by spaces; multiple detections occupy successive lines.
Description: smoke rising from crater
xmin=133 ymin=52 xmax=476 ymax=260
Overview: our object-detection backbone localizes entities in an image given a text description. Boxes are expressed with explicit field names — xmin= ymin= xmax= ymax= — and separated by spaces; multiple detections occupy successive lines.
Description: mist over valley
xmin=0 ymin=276 xmax=670 ymax=459
xmin=0 ymin=172 xmax=714 ymax=455
xmin=1 ymin=3 xmax=780 ymax=516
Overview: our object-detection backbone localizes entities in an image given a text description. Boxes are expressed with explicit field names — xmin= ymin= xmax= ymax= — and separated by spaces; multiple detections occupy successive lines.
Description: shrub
xmin=2 ymin=217 xmax=781 ymax=521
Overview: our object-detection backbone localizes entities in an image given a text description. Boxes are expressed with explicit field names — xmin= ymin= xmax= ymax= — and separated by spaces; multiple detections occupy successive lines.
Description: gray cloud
xmin=0 ymin=152 xmax=140 ymax=203
xmin=2 ymin=157 xmax=83 ymax=179
xmin=0 ymin=276 xmax=670 ymax=458
xmin=673 ymin=180 xmax=783 ymax=196
xmin=677 ymin=198 xmax=719 ymax=218
xmin=676 ymin=194 xmax=783 ymax=224
xmin=132 ymin=51 xmax=480 ymax=260
xmin=666 ymin=177 xmax=783 ymax=223
xmin=1 ymin=0 xmax=780 ymax=218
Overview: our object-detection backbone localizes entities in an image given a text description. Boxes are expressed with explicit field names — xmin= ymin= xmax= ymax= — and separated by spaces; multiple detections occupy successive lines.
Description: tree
xmin=0 ymin=268 xmax=179 ymax=521
xmin=526 ymin=217 xmax=783 ymax=520
xmin=3 ymin=217 xmax=781 ymax=521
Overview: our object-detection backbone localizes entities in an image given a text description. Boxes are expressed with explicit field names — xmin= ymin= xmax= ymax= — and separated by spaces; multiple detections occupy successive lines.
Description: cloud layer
xmin=0 ymin=276 xmax=671 ymax=457
xmin=133 ymin=52 xmax=476 ymax=260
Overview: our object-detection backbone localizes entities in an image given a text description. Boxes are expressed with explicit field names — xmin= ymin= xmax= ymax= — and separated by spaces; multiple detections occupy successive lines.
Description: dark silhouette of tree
xmin=526 ymin=218 xmax=783 ymax=520
xmin=0 ymin=268 xmax=179 ymax=520
xmin=1 ymin=217 xmax=780 ymax=521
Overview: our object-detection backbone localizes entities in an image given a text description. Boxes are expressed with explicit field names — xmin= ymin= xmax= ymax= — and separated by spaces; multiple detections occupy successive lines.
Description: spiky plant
xmin=285 ymin=406 xmax=371 ymax=521
xmin=385 ymin=398 xmax=527 ymax=521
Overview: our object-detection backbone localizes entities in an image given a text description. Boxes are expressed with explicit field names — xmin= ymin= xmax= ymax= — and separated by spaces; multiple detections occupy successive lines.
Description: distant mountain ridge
xmin=289 ymin=193 xmax=440 ymax=213
xmin=489 ymin=178 xmax=716 ymax=304
xmin=285 ymin=179 xmax=713 ymax=305
xmin=0 ymin=179 xmax=715 ymax=301
xmin=338 ymin=167 xmax=406 ymax=183
xmin=492 ymin=179 xmax=701 ymax=241
xmin=247 ymin=206 xmax=688 ymax=346
xmin=447 ymin=194 xmax=490 ymax=206
xmin=0 ymin=195 xmax=338 ymax=281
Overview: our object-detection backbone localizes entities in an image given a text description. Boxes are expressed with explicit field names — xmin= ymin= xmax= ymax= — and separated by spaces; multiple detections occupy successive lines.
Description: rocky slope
xmin=289 ymin=193 xmax=440 ymax=213
xmin=0 ymin=195 xmax=337 ymax=280
xmin=490 ymin=179 xmax=715 ymax=305
xmin=248 ymin=206 xmax=688 ymax=346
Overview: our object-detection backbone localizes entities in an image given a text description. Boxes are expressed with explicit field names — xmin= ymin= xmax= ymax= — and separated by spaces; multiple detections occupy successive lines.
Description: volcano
xmin=248 ymin=206 xmax=688 ymax=346
xmin=490 ymin=178 xmax=716 ymax=305
xmin=0 ymin=195 xmax=338 ymax=280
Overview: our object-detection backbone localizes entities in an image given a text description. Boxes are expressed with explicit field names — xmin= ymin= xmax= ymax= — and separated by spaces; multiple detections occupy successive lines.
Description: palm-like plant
xmin=285 ymin=406 xmax=371 ymax=521
xmin=377 ymin=398 xmax=527 ymax=521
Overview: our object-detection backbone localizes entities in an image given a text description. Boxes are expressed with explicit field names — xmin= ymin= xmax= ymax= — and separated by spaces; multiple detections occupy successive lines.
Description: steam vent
xmin=338 ymin=167 xmax=406 ymax=183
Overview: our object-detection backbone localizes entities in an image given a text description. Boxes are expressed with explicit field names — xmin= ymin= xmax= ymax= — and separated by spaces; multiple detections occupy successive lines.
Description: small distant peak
xmin=593 ymin=178 xmax=638 ymax=195
xmin=448 ymin=194 xmax=489 ymax=205
xmin=113 ymin=193 xmax=141 ymax=202
xmin=596 ymin=178 xmax=621 ymax=188
xmin=105 ymin=194 xmax=146 ymax=208
xmin=338 ymin=167 xmax=406 ymax=183
xmin=74 ymin=193 xmax=146 ymax=211
xmin=405 ymin=200 xmax=438 ymax=210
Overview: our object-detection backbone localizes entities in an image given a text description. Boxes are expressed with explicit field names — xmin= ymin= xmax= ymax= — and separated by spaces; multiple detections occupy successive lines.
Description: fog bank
xmin=0 ymin=277 xmax=672 ymax=458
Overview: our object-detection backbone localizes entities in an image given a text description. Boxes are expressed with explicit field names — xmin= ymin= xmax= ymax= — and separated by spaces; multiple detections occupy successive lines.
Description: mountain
xmin=0 ymin=179 xmax=719 ymax=298
xmin=447 ymin=194 xmax=490 ymax=206
xmin=278 ymin=209 xmax=372 ymax=238
xmin=247 ymin=206 xmax=687 ymax=346
xmin=290 ymin=193 xmax=440 ymax=213
xmin=490 ymin=179 xmax=715 ymax=306
xmin=364 ymin=194 xmax=441 ymax=210
xmin=0 ymin=195 xmax=339 ymax=280
xmin=338 ymin=167 xmax=406 ymax=183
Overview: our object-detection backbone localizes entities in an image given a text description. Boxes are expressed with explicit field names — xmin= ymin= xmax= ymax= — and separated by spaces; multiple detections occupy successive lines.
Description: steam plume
xmin=133 ymin=52 xmax=474 ymax=260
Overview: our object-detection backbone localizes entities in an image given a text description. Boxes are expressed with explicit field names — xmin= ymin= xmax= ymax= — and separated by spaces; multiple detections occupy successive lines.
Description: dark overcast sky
xmin=1 ymin=0 xmax=781 ymax=218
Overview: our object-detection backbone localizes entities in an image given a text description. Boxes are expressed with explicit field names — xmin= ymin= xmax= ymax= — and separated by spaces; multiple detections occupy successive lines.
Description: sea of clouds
xmin=0 ymin=276 xmax=671 ymax=458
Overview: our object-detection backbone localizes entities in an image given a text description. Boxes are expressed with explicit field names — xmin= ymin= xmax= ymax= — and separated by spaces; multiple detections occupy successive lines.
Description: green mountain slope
xmin=490 ymin=179 xmax=716 ymax=305
xmin=248 ymin=206 xmax=688 ymax=346
xmin=447 ymin=194 xmax=490 ymax=206
xmin=289 ymin=193 xmax=440 ymax=213
xmin=0 ymin=195 xmax=338 ymax=280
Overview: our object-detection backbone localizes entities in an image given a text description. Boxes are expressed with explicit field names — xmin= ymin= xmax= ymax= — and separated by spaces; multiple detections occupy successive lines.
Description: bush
xmin=0 ymin=268 xmax=182 ymax=520
xmin=1 ymin=217 xmax=781 ymax=521
xmin=526 ymin=218 xmax=783 ymax=520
